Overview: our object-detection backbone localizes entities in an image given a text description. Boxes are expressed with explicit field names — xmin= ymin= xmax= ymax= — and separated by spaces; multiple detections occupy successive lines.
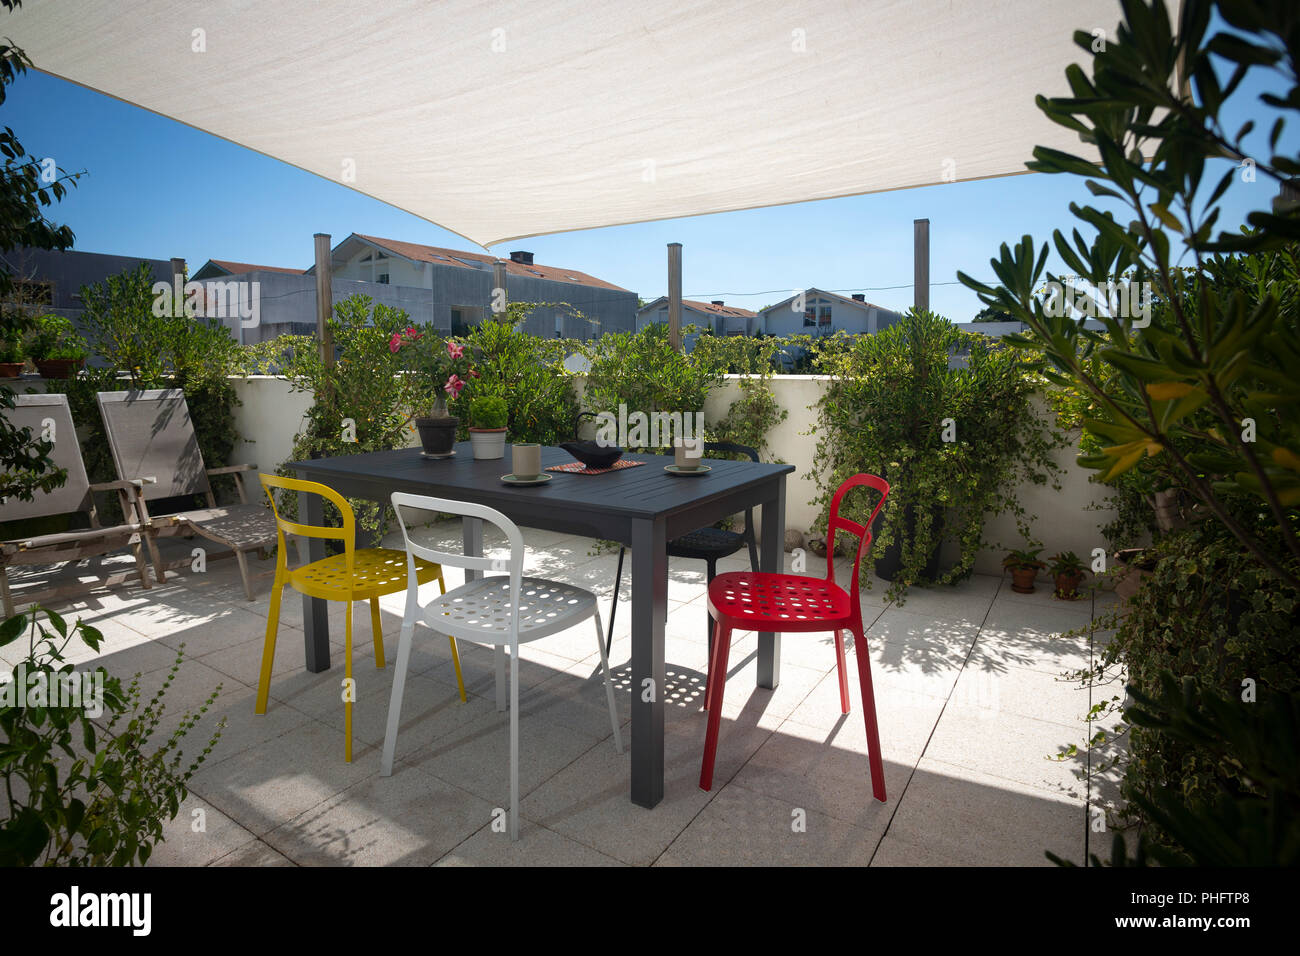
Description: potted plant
xmin=1002 ymin=547 xmax=1045 ymax=594
xmin=467 ymin=394 xmax=508 ymax=460
xmin=0 ymin=335 xmax=24 ymax=376
xmin=27 ymin=314 xmax=87 ymax=379
xmin=390 ymin=326 xmax=478 ymax=458
xmin=1047 ymin=550 xmax=1087 ymax=600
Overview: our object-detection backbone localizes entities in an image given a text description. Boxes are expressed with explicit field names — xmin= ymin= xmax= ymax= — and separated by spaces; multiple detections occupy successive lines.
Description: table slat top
xmin=289 ymin=443 xmax=793 ymax=520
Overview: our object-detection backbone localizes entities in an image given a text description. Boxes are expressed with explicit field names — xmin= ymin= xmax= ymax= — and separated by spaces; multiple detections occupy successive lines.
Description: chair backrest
xmin=96 ymin=388 xmax=210 ymax=502
xmin=825 ymin=473 xmax=890 ymax=614
xmin=260 ymin=472 xmax=356 ymax=553
xmin=703 ymin=440 xmax=759 ymax=463
xmin=390 ymin=492 xmax=526 ymax=640
xmin=0 ymin=393 xmax=92 ymax=522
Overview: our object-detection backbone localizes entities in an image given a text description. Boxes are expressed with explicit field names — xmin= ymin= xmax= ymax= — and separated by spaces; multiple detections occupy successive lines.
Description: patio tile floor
xmin=3 ymin=525 xmax=1118 ymax=866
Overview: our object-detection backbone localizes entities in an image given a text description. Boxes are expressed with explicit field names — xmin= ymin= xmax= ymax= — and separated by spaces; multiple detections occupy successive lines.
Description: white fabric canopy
xmin=14 ymin=0 xmax=1123 ymax=248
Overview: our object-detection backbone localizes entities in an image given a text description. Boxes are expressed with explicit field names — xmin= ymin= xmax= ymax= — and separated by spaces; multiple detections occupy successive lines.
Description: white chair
xmin=381 ymin=492 xmax=624 ymax=840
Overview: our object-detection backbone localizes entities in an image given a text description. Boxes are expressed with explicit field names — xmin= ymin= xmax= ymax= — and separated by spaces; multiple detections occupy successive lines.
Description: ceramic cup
xmin=674 ymin=440 xmax=703 ymax=471
xmin=512 ymin=443 xmax=542 ymax=480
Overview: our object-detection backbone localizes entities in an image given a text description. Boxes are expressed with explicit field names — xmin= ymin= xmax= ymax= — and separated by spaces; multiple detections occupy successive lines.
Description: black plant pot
xmin=415 ymin=416 xmax=459 ymax=458
xmin=873 ymin=503 xmax=945 ymax=582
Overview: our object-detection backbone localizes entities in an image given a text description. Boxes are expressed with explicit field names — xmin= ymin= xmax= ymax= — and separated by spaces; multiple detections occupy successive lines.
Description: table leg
xmin=757 ymin=480 xmax=786 ymax=689
xmin=630 ymin=516 xmax=667 ymax=808
xmin=299 ymin=484 xmax=330 ymax=673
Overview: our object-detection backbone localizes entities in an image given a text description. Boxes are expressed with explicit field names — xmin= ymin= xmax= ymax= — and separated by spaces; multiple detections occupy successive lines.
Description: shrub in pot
xmin=1047 ymin=550 xmax=1087 ymax=600
xmin=27 ymin=314 xmax=86 ymax=378
xmin=1002 ymin=547 xmax=1045 ymax=593
xmin=468 ymin=394 xmax=508 ymax=460
xmin=0 ymin=335 xmax=24 ymax=376
xmin=390 ymin=327 xmax=477 ymax=458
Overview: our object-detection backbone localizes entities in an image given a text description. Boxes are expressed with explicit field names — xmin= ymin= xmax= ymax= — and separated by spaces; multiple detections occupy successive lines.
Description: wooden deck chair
xmin=96 ymin=388 xmax=276 ymax=601
xmin=1 ymin=393 xmax=154 ymax=617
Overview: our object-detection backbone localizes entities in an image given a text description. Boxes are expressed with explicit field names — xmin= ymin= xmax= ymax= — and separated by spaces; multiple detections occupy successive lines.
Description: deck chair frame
xmin=95 ymin=388 xmax=275 ymax=600
xmin=1 ymin=393 xmax=154 ymax=617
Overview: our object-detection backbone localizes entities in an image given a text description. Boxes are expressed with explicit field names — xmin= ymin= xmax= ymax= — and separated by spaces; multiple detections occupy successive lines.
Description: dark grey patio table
xmin=289 ymin=442 xmax=793 ymax=808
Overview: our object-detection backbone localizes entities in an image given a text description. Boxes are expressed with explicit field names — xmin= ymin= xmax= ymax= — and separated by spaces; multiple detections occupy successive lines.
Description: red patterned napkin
xmin=546 ymin=458 xmax=647 ymax=476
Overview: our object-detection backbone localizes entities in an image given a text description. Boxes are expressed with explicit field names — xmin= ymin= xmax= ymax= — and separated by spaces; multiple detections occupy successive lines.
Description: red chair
xmin=699 ymin=473 xmax=890 ymax=797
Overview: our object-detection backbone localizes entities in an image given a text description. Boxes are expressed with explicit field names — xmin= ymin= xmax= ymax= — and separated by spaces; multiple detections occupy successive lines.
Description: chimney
xmin=711 ymin=300 xmax=725 ymax=306
xmin=509 ymin=251 xmax=534 ymax=265
xmin=851 ymin=293 xmax=865 ymax=302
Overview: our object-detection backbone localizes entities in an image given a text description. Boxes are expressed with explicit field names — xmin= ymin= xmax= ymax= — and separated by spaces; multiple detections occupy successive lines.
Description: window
xmin=6 ymin=278 xmax=53 ymax=307
xmin=803 ymin=306 xmax=816 ymax=327
xmin=819 ymin=305 xmax=832 ymax=327
xmin=376 ymin=273 xmax=390 ymax=284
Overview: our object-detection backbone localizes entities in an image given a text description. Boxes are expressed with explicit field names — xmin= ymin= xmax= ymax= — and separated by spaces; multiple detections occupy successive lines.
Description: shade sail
xmin=13 ymin=0 xmax=1124 ymax=247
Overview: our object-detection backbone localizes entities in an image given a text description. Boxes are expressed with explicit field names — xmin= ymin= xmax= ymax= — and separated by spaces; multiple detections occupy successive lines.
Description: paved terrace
xmin=2 ymin=524 xmax=1121 ymax=866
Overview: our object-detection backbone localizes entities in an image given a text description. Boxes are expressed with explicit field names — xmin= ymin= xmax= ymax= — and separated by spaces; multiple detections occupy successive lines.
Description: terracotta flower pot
xmin=0 ymin=362 xmax=24 ymax=378
xmin=468 ymin=427 xmax=507 ymax=460
xmin=415 ymin=415 xmax=459 ymax=458
xmin=34 ymin=358 xmax=84 ymax=379
xmin=1113 ymin=548 xmax=1155 ymax=606
xmin=1009 ymin=566 xmax=1039 ymax=593
xmin=1054 ymin=571 xmax=1085 ymax=600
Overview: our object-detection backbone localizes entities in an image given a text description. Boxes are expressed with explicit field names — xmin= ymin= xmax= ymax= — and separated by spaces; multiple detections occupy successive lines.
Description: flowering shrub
xmin=389 ymin=326 xmax=479 ymax=417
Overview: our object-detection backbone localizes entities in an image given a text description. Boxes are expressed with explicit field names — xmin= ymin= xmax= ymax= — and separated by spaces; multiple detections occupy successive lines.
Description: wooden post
xmin=913 ymin=219 xmax=930 ymax=314
xmin=667 ymin=242 xmax=682 ymax=351
xmin=314 ymin=233 xmax=333 ymax=367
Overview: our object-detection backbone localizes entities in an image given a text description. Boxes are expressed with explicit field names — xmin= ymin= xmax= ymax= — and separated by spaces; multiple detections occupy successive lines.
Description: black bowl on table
xmin=559 ymin=441 xmax=623 ymax=470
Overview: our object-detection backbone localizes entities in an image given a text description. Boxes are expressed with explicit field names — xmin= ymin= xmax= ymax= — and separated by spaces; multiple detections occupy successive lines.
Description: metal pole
xmin=667 ymin=242 xmax=682 ymax=351
xmin=913 ymin=219 xmax=930 ymax=314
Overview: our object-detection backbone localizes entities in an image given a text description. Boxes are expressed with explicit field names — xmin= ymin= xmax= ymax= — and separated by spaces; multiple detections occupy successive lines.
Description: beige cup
xmin=675 ymin=441 xmax=703 ymax=470
xmin=512 ymin=443 xmax=542 ymax=480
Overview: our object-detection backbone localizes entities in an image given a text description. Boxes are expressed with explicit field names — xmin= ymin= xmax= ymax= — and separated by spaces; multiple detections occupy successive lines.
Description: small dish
xmin=501 ymin=473 xmax=552 ymax=486
xmin=665 ymin=464 xmax=710 ymax=477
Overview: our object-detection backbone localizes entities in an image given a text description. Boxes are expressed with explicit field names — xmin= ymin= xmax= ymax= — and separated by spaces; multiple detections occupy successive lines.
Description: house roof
xmin=637 ymin=296 xmax=756 ymax=318
xmin=195 ymin=258 xmax=304 ymax=278
xmin=758 ymin=288 xmax=897 ymax=315
xmin=342 ymin=234 xmax=630 ymax=292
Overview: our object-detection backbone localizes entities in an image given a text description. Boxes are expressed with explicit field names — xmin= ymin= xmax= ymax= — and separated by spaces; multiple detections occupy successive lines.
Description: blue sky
xmin=5 ymin=38 xmax=1291 ymax=321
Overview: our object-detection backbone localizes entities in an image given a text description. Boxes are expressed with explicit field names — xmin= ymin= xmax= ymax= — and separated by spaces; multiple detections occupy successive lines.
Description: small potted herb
xmin=0 ymin=335 xmax=25 ymax=376
xmin=1047 ymin=550 xmax=1087 ymax=600
xmin=27 ymin=314 xmax=87 ymax=379
xmin=1002 ymin=547 xmax=1045 ymax=593
xmin=468 ymin=394 xmax=508 ymax=460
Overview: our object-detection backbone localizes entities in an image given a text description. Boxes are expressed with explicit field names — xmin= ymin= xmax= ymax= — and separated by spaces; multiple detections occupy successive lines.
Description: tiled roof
xmin=354 ymin=234 xmax=629 ymax=291
xmin=205 ymin=259 xmax=304 ymax=276
xmin=637 ymin=296 xmax=756 ymax=318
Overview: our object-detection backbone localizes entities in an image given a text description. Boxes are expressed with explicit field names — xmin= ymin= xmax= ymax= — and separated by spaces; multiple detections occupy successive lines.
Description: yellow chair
xmin=255 ymin=474 xmax=466 ymax=761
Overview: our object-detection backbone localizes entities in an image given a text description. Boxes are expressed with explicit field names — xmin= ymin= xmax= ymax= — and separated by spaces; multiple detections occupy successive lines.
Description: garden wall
xmin=230 ymin=373 xmax=1115 ymax=575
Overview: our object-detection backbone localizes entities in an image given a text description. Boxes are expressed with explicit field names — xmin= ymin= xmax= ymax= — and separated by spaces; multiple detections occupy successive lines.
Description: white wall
xmin=227 ymin=373 xmax=1112 ymax=573
xmin=228 ymin=376 xmax=314 ymax=476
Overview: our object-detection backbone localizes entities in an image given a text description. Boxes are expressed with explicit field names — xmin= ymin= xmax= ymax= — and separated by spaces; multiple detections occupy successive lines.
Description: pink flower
xmin=468 ymin=368 xmax=480 ymax=379
xmin=446 ymin=340 xmax=465 ymax=360
xmin=404 ymin=327 xmax=422 ymax=341
xmin=444 ymin=374 xmax=465 ymax=399
xmin=388 ymin=332 xmax=402 ymax=353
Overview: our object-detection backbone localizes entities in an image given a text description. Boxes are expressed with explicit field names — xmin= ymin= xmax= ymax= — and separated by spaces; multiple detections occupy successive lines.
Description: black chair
xmin=606 ymin=441 xmax=761 ymax=653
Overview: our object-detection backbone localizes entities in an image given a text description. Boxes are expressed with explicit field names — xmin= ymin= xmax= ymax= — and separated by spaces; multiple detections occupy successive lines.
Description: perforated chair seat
xmin=708 ymin=571 xmax=853 ymax=633
xmin=288 ymin=547 xmax=441 ymax=602
xmin=667 ymin=526 xmax=747 ymax=561
xmin=423 ymin=575 xmax=598 ymax=646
